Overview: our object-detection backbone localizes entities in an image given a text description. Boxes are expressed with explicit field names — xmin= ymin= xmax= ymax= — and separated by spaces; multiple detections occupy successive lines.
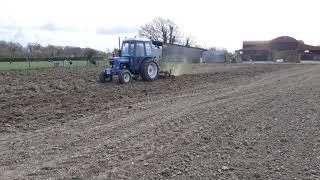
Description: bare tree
xmin=139 ymin=17 xmax=181 ymax=44
xmin=26 ymin=43 xmax=41 ymax=59
xmin=84 ymin=48 xmax=97 ymax=65
xmin=181 ymin=34 xmax=198 ymax=47
xmin=55 ymin=46 xmax=64 ymax=58
xmin=7 ymin=42 xmax=22 ymax=63
xmin=26 ymin=43 xmax=33 ymax=58
xmin=7 ymin=42 xmax=16 ymax=59
xmin=47 ymin=45 xmax=56 ymax=59
xmin=185 ymin=37 xmax=190 ymax=47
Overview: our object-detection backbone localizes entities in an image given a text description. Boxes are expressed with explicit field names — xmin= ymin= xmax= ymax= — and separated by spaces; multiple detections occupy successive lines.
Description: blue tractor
xmin=100 ymin=38 xmax=167 ymax=84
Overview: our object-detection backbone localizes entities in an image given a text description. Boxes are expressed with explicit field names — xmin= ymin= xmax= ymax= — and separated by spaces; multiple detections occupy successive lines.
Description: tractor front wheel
xmin=119 ymin=70 xmax=132 ymax=84
xmin=141 ymin=59 xmax=159 ymax=81
xmin=99 ymin=72 xmax=112 ymax=83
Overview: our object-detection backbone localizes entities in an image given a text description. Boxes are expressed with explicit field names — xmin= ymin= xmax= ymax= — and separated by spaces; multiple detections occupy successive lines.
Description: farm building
xmin=203 ymin=48 xmax=227 ymax=63
xmin=152 ymin=41 xmax=230 ymax=63
xmin=239 ymin=36 xmax=320 ymax=62
xmin=151 ymin=41 xmax=207 ymax=63
xmin=162 ymin=43 xmax=207 ymax=63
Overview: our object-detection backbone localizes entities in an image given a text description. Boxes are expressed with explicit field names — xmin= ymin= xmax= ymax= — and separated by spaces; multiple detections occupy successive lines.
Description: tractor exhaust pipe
xmin=118 ymin=37 xmax=121 ymax=50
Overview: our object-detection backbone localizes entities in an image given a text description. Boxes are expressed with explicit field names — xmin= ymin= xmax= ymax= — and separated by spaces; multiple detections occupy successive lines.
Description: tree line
xmin=0 ymin=41 xmax=107 ymax=61
xmin=0 ymin=17 xmax=201 ymax=62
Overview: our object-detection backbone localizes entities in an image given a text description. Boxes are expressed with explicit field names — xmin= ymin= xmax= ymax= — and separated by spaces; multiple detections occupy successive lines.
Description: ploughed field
xmin=0 ymin=64 xmax=319 ymax=179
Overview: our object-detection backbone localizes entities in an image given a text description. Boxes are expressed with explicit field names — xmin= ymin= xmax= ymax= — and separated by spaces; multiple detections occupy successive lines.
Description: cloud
xmin=12 ymin=29 xmax=25 ymax=41
xmin=0 ymin=24 xmax=27 ymax=43
xmin=40 ymin=23 xmax=57 ymax=31
xmin=96 ymin=25 xmax=138 ymax=35
xmin=0 ymin=24 xmax=21 ymax=31
xmin=36 ymin=23 xmax=78 ymax=32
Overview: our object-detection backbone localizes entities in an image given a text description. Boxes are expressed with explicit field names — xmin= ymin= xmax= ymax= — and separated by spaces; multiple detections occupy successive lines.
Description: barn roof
xmin=302 ymin=44 xmax=320 ymax=51
xmin=243 ymin=41 xmax=270 ymax=46
xmin=271 ymin=36 xmax=298 ymax=43
xmin=163 ymin=43 xmax=207 ymax=51
xmin=241 ymin=36 xmax=320 ymax=52
xmin=152 ymin=41 xmax=207 ymax=51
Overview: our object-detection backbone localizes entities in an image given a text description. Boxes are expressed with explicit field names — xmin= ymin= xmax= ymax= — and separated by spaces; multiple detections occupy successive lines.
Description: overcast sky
xmin=1 ymin=0 xmax=319 ymax=51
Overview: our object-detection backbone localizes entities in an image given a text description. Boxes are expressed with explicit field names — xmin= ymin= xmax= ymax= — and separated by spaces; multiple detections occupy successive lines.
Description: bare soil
xmin=0 ymin=64 xmax=319 ymax=179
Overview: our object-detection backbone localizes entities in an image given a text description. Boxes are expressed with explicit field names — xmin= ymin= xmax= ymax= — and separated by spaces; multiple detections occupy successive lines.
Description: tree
xmin=84 ymin=48 xmax=97 ymax=65
xmin=46 ymin=45 xmax=57 ymax=59
xmin=180 ymin=34 xmax=199 ymax=47
xmin=26 ymin=43 xmax=33 ymax=58
xmin=55 ymin=46 xmax=64 ymax=58
xmin=26 ymin=43 xmax=41 ymax=59
xmin=139 ymin=17 xmax=181 ymax=44
xmin=112 ymin=48 xmax=120 ymax=56
xmin=7 ymin=42 xmax=22 ymax=63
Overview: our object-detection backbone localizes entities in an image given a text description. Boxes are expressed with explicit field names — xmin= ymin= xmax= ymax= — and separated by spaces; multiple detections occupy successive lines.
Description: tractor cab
xmin=100 ymin=38 xmax=160 ymax=84
xmin=121 ymin=39 xmax=153 ymax=58
xmin=118 ymin=39 xmax=155 ymax=73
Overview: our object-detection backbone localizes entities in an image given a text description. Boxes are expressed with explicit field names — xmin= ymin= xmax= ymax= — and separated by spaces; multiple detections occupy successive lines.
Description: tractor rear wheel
xmin=140 ymin=59 xmax=159 ymax=81
xmin=119 ymin=70 xmax=132 ymax=84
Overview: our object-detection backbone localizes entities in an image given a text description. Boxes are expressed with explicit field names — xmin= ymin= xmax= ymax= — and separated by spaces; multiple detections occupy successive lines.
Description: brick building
xmin=239 ymin=36 xmax=320 ymax=62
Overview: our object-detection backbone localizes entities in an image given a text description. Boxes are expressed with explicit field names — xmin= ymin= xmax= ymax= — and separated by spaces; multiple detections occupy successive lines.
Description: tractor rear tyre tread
xmin=140 ymin=59 xmax=159 ymax=81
